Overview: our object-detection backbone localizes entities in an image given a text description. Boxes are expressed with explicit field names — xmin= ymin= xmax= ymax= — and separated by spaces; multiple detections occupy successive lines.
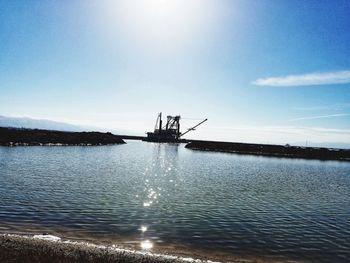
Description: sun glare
xmin=99 ymin=0 xmax=218 ymax=53
xmin=140 ymin=240 xmax=153 ymax=250
xmin=149 ymin=0 xmax=168 ymax=5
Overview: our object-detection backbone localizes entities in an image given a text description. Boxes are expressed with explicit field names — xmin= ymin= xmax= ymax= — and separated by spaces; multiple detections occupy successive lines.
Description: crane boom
xmin=179 ymin=118 xmax=208 ymax=138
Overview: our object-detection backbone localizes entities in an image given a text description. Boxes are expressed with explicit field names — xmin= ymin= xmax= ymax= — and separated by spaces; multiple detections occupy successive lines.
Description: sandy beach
xmin=0 ymin=234 xmax=283 ymax=263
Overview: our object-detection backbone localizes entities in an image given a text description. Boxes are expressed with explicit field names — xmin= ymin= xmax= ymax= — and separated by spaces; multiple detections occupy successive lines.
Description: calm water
xmin=0 ymin=141 xmax=350 ymax=262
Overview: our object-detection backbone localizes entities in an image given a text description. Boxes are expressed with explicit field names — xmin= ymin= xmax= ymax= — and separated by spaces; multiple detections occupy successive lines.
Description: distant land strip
xmin=185 ymin=141 xmax=350 ymax=162
xmin=2 ymin=127 xmax=349 ymax=162
xmin=0 ymin=127 xmax=125 ymax=146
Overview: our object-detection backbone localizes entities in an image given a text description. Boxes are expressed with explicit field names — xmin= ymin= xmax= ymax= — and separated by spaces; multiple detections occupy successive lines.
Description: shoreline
xmin=0 ymin=127 xmax=125 ymax=146
xmin=185 ymin=140 xmax=350 ymax=162
xmin=2 ymin=126 xmax=349 ymax=162
xmin=0 ymin=233 xmax=280 ymax=263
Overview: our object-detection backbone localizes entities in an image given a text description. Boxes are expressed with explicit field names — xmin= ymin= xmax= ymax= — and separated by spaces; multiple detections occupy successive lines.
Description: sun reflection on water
xmin=140 ymin=240 xmax=153 ymax=250
xmin=140 ymin=225 xmax=148 ymax=232
xmin=136 ymin=144 xmax=179 ymax=251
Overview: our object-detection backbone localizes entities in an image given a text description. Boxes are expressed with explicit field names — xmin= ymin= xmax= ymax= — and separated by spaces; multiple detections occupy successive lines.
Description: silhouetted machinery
xmin=144 ymin=113 xmax=207 ymax=142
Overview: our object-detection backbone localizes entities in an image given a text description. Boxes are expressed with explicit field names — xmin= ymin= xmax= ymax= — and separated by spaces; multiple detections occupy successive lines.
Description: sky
xmin=1 ymin=0 xmax=350 ymax=147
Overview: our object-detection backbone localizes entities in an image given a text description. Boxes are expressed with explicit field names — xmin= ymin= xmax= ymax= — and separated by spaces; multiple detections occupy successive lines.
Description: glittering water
xmin=0 ymin=141 xmax=350 ymax=262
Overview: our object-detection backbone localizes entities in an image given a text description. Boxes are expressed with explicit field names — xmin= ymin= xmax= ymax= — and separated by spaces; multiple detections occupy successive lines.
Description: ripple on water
xmin=0 ymin=143 xmax=350 ymax=262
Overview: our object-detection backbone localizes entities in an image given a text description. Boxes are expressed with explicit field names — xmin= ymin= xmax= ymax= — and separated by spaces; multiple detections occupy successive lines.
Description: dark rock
xmin=185 ymin=140 xmax=350 ymax=162
xmin=0 ymin=127 xmax=126 ymax=146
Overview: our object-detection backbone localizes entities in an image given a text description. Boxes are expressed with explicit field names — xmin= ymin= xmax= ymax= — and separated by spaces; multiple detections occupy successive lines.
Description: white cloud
xmin=292 ymin=106 xmax=330 ymax=111
xmin=253 ymin=70 xmax=350 ymax=86
xmin=292 ymin=104 xmax=350 ymax=111
xmin=290 ymin=113 xmax=350 ymax=122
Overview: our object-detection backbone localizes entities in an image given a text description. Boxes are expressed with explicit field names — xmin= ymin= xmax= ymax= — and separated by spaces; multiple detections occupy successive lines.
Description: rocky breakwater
xmin=0 ymin=127 xmax=125 ymax=146
xmin=185 ymin=140 xmax=350 ymax=161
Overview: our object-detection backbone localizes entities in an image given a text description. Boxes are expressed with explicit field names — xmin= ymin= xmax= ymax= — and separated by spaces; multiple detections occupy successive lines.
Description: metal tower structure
xmin=145 ymin=112 xmax=207 ymax=142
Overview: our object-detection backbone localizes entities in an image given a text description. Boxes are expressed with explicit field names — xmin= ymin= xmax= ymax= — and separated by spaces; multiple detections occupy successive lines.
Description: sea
xmin=0 ymin=141 xmax=349 ymax=262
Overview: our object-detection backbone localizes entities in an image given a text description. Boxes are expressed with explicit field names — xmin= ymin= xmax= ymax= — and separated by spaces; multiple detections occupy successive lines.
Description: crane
xmin=179 ymin=118 xmax=208 ymax=138
xmin=145 ymin=113 xmax=207 ymax=142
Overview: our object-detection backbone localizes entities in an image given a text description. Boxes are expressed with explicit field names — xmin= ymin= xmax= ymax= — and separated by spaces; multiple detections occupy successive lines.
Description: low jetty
xmin=185 ymin=140 xmax=350 ymax=161
xmin=0 ymin=127 xmax=125 ymax=146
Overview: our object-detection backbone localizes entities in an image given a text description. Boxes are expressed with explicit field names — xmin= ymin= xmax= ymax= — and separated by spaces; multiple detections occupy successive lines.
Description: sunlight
xmin=140 ymin=225 xmax=148 ymax=232
xmin=99 ymin=0 xmax=219 ymax=53
xmin=149 ymin=0 xmax=168 ymax=5
xmin=140 ymin=240 xmax=153 ymax=250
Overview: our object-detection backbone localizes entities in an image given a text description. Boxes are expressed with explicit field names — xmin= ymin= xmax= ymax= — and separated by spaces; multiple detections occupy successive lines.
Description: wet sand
xmin=0 ymin=233 xmax=288 ymax=263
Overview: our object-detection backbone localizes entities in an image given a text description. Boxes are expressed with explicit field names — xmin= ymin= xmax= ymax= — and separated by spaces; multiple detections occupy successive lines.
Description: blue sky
xmin=1 ymin=0 xmax=350 ymax=146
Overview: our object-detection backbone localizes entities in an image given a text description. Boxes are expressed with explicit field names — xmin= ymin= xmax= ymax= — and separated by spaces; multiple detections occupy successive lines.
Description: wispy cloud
xmin=290 ymin=113 xmax=350 ymax=122
xmin=253 ymin=70 xmax=350 ymax=86
xmin=292 ymin=106 xmax=330 ymax=111
xmin=292 ymin=103 xmax=350 ymax=111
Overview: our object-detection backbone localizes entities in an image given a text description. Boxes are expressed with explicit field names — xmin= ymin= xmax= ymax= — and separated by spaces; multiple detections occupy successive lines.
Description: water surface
xmin=0 ymin=141 xmax=349 ymax=262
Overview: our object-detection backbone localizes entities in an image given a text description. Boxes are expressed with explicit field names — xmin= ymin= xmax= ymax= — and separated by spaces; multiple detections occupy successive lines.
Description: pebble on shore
xmin=0 ymin=234 xmax=241 ymax=263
